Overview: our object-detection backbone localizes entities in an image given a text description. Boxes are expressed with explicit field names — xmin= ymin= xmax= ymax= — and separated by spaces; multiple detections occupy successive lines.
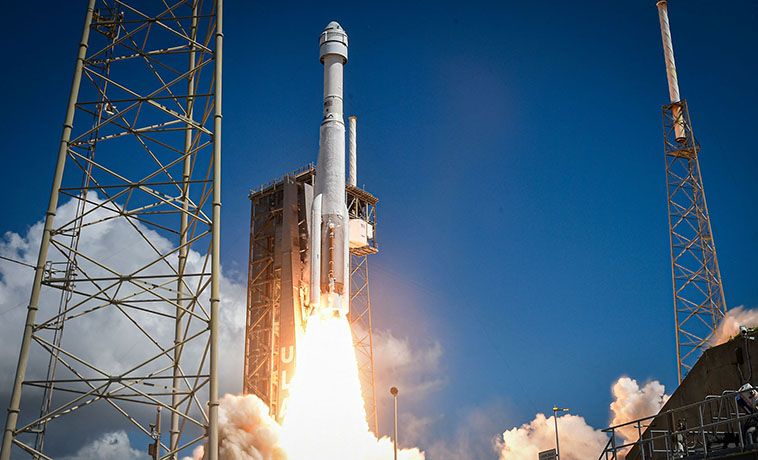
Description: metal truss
xmin=244 ymin=184 xmax=282 ymax=412
xmin=663 ymin=100 xmax=727 ymax=383
xmin=349 ymin=254 xmax=378 ymax=434
xmin=1 ymin=1 xmax=223 ymax=458
xmin=244 ymin=170 xmax=380 ymax=432
xmin=347 ymin=185 xmax=379 ymax=434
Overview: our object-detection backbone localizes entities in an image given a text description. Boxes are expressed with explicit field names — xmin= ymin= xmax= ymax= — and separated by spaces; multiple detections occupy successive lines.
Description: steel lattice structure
xmin=1 ymin=1 xmax=223 ymax=458
xmin=244 ymin=169 xmax=379 ymax=433
xmin=663 ymin=100 xmax=726 ymax=383
xmin=347 ymin=186 xmax=379 ymax=434
xmin=656 ymin=0 xmax=727 ymax=384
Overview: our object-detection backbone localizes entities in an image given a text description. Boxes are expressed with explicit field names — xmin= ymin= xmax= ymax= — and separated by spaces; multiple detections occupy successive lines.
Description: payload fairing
xmin=310 ymin=21 xmax=350 ymax=318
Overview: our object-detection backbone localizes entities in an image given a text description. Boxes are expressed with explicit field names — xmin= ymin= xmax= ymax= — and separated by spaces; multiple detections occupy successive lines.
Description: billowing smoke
xmin=496 ymin=413 xmax=608 ymax=460
xmin=711 ymin=306 xmax=758 ymax=345
xmin=610 ymin=378 xmax=669 ymax=444
xmin=496 ymin=377 xmax=669 ymax=460
xmin=184 ymin=394 xmax=285 ymax=460
xmin=187 ymin=391 xmax=425 ymax=460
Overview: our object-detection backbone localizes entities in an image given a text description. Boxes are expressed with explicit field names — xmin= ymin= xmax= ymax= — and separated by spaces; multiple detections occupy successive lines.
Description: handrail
xmin=598 ymin=388 xmax=758 ymax=460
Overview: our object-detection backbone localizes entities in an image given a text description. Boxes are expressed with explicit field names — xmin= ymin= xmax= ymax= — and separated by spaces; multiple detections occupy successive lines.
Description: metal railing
xmin=599 ymin=390 xmax=758 ymax=459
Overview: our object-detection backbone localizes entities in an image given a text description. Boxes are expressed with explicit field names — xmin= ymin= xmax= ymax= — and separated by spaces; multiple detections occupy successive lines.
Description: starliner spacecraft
xmin=309 ymin=21 xmax=350 ymax=318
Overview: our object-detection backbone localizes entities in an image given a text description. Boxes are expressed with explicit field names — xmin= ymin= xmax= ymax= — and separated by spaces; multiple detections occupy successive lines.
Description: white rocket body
xmin=310 ymin=22 xmax=350 ymax=318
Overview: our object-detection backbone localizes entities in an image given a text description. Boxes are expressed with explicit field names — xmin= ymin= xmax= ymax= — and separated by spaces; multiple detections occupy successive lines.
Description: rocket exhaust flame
xmin=279 ymin=315 xmax=425 ymax=460
xmin=280 ymin=316 xmax=375 ymax=457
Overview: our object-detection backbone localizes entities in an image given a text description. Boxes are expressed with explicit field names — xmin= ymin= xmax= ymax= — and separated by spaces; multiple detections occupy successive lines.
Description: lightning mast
xmin=0 ymin=1 xmax=223 ymax=458
xmin=656 ymin=0 xmax=727 ymax=383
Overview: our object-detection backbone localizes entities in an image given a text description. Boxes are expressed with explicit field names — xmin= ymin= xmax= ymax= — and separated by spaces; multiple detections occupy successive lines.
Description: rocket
xmin=309 ymin=21 xmax=350 ymax=318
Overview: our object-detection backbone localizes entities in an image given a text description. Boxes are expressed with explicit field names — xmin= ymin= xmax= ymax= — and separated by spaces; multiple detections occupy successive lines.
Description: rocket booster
xmin=310 ymin=22 xmax=350 ymax=317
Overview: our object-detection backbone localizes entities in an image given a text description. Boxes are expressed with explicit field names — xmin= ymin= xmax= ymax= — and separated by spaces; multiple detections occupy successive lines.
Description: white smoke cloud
xmin=0 ymin=195 xmax=247 ymax=457
xmin=184 ymin=392 xmax=426 ymax=460
xmin=59 ymin=431 xmax=149 ymax=460
xmin=184 ymin=394 xmax=286 ymax=460
xmin=711 ymin=306 xmax=758 ymax=346
xmin=496 ymin=377 xmax=669 ymax=460
xmin=610 ymin=377 xmax=669 ymax=444
xmin=496 ymin=412 xmax=608 ymax=460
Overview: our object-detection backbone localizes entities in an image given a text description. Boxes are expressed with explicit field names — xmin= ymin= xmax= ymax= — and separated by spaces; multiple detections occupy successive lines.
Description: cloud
xmin=0 ymin=194 xmax=248 ymax=457
xmin=711 ymin=306 xmax=758 ymax=346
xmin=423 ymin=404 xmax=507 ymax=460
xmin=610 ymin=378 xmax=669 ymax=444
xmin=373 ymin=329 xmax=444 ymax=400
xmin=496 ymin=377 xmax=669 ymax=460
xmin=59 ymin=431 xmax=149 ymax=460
xmin=184 ymin=394 xmax=286 ymax=460
xmin=496 ymin=412 xmax=608 ymax=460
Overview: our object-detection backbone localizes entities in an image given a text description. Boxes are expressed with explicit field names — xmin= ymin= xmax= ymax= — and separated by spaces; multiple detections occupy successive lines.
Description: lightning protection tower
xmin=1 ymin=1 xmax=223 ymax=459
xmin=656 ymin=0 xmax=727 ymax=383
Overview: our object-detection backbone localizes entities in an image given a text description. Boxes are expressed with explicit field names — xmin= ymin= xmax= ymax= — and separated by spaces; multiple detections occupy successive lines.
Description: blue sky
xmin=0 ymin=0 xmax=756 ymax=454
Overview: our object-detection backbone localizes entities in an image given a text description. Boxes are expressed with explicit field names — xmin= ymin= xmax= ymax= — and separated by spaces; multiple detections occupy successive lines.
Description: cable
xmin=0 ymin=255 xmax=36 ymax=270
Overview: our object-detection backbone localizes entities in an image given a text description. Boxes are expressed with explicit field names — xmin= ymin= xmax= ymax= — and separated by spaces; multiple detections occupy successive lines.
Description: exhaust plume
xmin=186 ymin=317 xmax=425 ymax=460
xmin=184 ymin=394 xmax=285 ymax=460
xmin=610 ymin=378 xmax=669 ymax=444
xmin=711 ymin=306 xmax=758 ymax=346
xmin=496 ymin=413 xmax=607 ymax=460
xmin=496 ymin=377 xmax=669 ymax=460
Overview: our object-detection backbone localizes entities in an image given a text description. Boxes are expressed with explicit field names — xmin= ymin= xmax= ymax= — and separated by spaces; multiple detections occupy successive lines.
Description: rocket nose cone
xmin=325 ymin=21 xmax=343 ymax=31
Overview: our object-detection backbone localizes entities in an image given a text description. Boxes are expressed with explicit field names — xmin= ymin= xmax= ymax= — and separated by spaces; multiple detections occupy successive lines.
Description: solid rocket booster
xmin=310 ymin=21 xmax=350 ymax=317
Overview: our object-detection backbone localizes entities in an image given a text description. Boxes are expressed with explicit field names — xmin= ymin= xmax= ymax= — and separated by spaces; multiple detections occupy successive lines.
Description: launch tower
xmin=656 ymin=1 xmax=727 ymax=383
xmin=244 ymin=165 xmax=379 ymax=429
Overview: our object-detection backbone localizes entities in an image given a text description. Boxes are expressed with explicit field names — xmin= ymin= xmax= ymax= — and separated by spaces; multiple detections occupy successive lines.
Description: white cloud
xmin=184 ymin=394 xmax=286 ymax=460
xmin=495 ymin=377 xmax=669 ymax=460
xmin=711 ymin=306 xmax=758 ymax=346
xmin=0 ymin=194 xmax=247 ymax=457
xmin=59 ymin=431 xmax=149 ymax=460
xmin=496 ymin=412 xmax=608 ymax=460
xmin=609 ymin=377 xmax=668 ymax=444
xmin=373 ymin=329 xmax=444 ymax=400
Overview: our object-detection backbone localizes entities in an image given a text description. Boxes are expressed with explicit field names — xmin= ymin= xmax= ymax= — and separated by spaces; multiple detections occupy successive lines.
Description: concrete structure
xmin=600 ymin=331 xmax=758 ymax=459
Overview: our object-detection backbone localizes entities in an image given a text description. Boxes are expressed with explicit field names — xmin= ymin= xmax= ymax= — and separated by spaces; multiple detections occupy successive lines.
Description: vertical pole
xmin=0 ymin=2 xmax=96 ymax=458
xmin=365 ymin=258 xmax=379 ymax=433
xmin=553 ymin=407 xmax=561 ymax=460
xmin=152 ymin=407 xmax=162 ymax=460
xmin=391 ymin=387 xmax=399 ymax=460
xmin=172 ymin=2 xmax=199 ymax=457
xmin=208 ymin=0 xmax=223 ymax=459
